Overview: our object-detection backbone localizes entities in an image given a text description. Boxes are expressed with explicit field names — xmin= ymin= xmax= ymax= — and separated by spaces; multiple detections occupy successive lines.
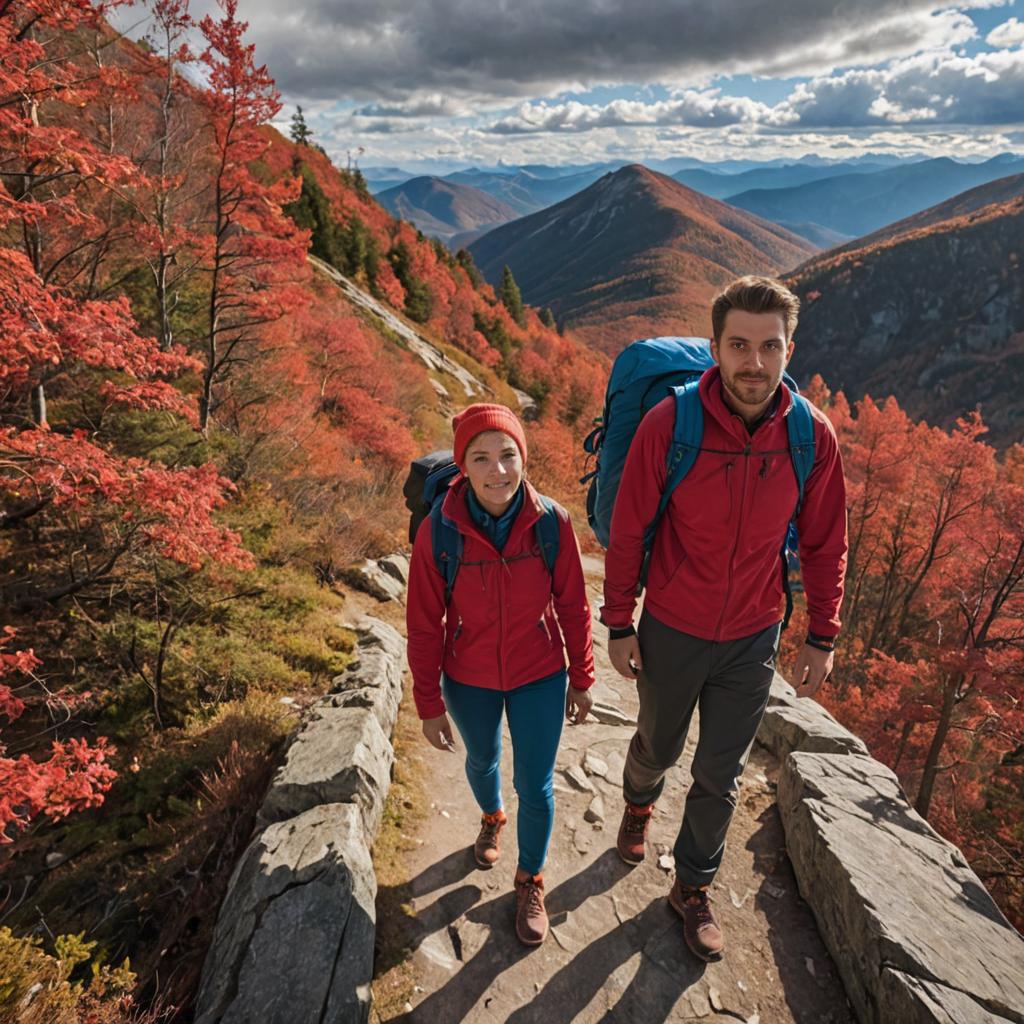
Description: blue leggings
xmin=442 ymin=671 xmax=567 ymax=875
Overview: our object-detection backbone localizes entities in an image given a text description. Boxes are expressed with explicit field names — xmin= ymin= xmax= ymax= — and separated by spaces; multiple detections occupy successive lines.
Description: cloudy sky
xmin=125 ymin=0 xmax=1024 ymax=171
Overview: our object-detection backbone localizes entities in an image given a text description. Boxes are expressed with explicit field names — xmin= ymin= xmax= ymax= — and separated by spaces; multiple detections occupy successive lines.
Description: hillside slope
xmin=377 ymin=175 xmax=519 ymax=243
xmin=785 ymin=179 xmax=1024 ymax=447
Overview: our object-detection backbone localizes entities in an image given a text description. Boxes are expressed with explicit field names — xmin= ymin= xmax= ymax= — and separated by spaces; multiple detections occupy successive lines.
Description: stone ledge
xmin=195 ymin=803 xmax=376 ymax=1024
xmin=778 ymin=750 xmax=1024 ymax=1024
xmin=196 ymin=609 xmax=405 ymax=1024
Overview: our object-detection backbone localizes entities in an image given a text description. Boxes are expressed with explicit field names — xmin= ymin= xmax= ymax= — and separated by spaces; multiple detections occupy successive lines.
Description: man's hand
xmin=566 ymin=685 xmax=594 ymax=725
xmin=422 ymin=713 xmax=457 ymax=751
xmin=790 ymin=644 xmax=834 ymax=699
xmin=609 ymin=634 xmax=643 ymax=680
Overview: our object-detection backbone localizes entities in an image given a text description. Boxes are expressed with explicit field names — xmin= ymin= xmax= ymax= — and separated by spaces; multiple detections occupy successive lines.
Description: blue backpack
xmin=403 ymin=450 xmax=560 ymax=602
xmin=581 ymin=337 xmax=815 ymax=624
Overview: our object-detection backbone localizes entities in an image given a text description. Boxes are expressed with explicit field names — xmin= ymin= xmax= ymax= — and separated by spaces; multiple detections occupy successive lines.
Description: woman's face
xmin=463 ymin=430 xmax=523 ymax=516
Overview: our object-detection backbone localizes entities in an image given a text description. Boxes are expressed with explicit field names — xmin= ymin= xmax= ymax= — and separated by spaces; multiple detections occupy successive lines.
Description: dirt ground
xmin=369 ymin=558 xmax=856 ymax=1024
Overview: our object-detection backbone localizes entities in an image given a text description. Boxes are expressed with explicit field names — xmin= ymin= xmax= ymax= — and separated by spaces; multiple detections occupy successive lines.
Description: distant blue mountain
xmin=728 ymin=155 xmax=1024 ymax=239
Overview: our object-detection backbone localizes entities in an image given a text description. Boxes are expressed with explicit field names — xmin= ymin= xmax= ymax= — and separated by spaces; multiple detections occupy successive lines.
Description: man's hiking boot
xmin=616 ymin=800 xmax=654 ymax=865
xmin=474 ymin=809 xmax=507 ymax=868
xmin=513 ymin=869 xmax=548 ymax=946
xmin=669 ymin=879 xmax=724 ymax=961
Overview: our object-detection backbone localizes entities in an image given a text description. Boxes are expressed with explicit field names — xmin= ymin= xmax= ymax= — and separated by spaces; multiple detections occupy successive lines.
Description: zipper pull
xmin=760 ymin=457 xmax=769 ymax=479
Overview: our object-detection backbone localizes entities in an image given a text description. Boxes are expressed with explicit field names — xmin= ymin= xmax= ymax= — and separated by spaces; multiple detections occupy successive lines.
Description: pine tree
xmin=290 ymin=105 xmax=313 ymax=146
xmin=500 ymin=265 xmax=525 ymax=326
xmin=539 ymin=306 xmax=557 ymax=330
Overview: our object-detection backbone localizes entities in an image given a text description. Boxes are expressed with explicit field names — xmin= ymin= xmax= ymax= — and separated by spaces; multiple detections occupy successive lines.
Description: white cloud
xmin=987 ymin=17 xmax=1024 ymax=48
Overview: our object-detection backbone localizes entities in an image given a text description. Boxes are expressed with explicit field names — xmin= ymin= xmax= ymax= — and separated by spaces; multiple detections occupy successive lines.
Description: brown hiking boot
xmin=616 ymin=801 xmax=654 ymax=865
xmin=669 ymin=879 xmax=724 ymax=961
xmin=513 ymin=869 xmax=548 ymax=946
xmin=474 ymin=809 xmax=507 ymax=868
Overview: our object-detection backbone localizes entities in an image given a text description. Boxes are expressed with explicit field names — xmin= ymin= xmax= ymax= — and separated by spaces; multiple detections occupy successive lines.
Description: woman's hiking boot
xmin=669 ymin=879 xmax=724 ymax=961
xmin=513 ymin=868 xmax=548 ymax=946
xmin=616 ymin=800 xmax=654 ymax=865
xmin=474 ymin=809 xmax=507 ymax=868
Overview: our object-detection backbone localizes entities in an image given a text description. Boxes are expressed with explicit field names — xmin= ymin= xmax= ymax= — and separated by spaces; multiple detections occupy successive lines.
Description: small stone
xmin=804 ymin=956 xmax=816 ymax=977
xmin=747 ymin=1015 xmax=760 ymax=1024
xmin=534 ymin=982 xmax=541 ymax=993
xmin=439 ymin=809 xmax=450 ymax=819
xmin=584 ymin=795 xmax=605 ymax=823
xmin=564 ymin=765 xmax=594 ymax=792
xmin=279 ymin=696 xmax=296 ymax=705
xmin=45 ymin=852 xmax=67 ymax=869
xmin=657 ymin=853 xmax=674 ymax=872
xmin=737 ymin=980 xmax=747 ymax=992
xmin=573 ymin=830 xmax=591 ymax=854
xmin=583 ymin=751 xmax=609 ymax=777
xmin=403 ymin=1003 xmax=413 ymax=1014
xmin=754 ymin=772 xmax=768 ymax=785
xmin=762 ymin=880 xmax=786 ymax=899
xmin=589 ymin=703 xmax=638 ymax=727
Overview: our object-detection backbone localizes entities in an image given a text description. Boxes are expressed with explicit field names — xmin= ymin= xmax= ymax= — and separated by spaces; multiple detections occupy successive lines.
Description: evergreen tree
xmin=500 ymin=265 xmax=525 ymax=326
xmin=290 ymin=105 xmax=313 ymax=146
xmin=539 ymin=306 xmax=556 ymax=330
xmin=456 ymin=249 xmax=483 ymax=288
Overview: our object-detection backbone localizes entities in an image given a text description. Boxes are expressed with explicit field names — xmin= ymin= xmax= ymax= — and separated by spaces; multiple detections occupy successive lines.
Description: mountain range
xmin=730 ymin=155 xmax=1024 ymax=242
xmin=468 ymin=164 xmax=815 ymax=353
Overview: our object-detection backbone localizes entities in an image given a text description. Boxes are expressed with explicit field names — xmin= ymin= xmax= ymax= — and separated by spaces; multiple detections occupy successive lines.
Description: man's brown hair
xmin=711 ymin=276 xmax=800 ymax=342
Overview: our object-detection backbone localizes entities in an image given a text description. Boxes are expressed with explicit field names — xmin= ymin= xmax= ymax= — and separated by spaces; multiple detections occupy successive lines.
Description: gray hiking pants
xmin=623 ymin=610 xmax=781 ymax=888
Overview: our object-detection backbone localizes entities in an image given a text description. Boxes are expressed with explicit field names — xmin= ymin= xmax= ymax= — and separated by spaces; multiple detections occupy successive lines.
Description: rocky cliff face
xmin=786 ymin=187 xmax=1024 ymax=448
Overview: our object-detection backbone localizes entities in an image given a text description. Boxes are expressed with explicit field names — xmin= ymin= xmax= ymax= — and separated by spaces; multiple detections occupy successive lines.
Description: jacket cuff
xmin=415 ymin=695 xmax=447 ymax=720
xmin=806 ymin=631 xmax=837 ymax=652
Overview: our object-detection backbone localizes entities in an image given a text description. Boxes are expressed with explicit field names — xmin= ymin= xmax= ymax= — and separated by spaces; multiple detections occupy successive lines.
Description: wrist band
xmin=805 ymin=636 xmax=836 ymax=652
xmin=608 ymin=624 xmax=636 ymax=640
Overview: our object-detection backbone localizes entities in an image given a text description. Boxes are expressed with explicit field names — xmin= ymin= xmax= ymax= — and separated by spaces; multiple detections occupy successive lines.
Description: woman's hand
xmin=422 ymin=713 xmax=457 ymax=752
xmin=565 ymin=685 xmax=594 ymax=726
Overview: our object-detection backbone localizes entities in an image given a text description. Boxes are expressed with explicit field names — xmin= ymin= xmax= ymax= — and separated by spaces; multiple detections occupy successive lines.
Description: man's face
xmin=711 ymin=309 xmax=795 ymax=412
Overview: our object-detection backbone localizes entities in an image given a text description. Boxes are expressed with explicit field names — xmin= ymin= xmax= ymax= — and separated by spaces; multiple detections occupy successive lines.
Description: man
xmin=601 ymin=276 xmax=847 ymax=962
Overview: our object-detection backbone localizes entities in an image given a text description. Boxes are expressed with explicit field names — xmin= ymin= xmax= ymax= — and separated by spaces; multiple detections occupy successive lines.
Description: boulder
xmin=378 ymin=553 xmax=410 ymax=585
xmin=327 ymin=620 xmax=405 ymax=737
xmin=261 ymin=706 xmax=393 ymax=839
xmin=342 ymin=560 xmax=405 ymax=602
xmin=195 ymin=803 xmax=375 ymax=1024
xmin=778 ymin=751 xmax=1024 ymax=1024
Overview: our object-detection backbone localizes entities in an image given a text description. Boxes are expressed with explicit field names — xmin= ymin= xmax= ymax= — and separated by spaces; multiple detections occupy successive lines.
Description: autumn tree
xmin=195 ymin=0 xmax=307 ymax=434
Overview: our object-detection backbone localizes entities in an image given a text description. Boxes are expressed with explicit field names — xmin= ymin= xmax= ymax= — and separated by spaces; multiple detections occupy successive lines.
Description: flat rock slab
xmin=261 ymin=706 xmax=394 ymax=838
xmin=378 ymin=553 xmax=410 ymax=585
xmin=343 ymin=560 xmax=405 ymax=603
xmin=778 ymin=751 xmax=1024 ymax=1023
xmin=195 ymin=803 xmax=375 ymax=1024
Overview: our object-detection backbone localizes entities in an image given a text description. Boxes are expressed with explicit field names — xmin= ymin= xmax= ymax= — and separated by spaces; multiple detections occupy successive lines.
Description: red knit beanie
xmin=452 ymin=403 xmax=528 ymax=468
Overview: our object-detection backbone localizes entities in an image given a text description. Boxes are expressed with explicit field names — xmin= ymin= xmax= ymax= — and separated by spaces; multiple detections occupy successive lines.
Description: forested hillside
xmin=0 ymin=3 xmax=605 ymax=1019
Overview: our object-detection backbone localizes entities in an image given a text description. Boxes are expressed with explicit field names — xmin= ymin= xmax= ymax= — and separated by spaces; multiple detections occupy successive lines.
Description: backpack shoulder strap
xmin=429 ymin=501 xmax=463 ymax=604
xmin=534 ymin=496 xmax=561 ymax=576
xmin=638 ymin=381 xmax=704 ymax=586
xmin=785 ymin=392 xmax=816 ymax=518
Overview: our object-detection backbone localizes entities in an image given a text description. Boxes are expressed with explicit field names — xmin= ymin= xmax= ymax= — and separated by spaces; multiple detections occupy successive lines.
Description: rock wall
xmin=195 ymin=617 xmax=406 ymax=1024
xmin=759 ymin=677 xmax=1024 ymax=1024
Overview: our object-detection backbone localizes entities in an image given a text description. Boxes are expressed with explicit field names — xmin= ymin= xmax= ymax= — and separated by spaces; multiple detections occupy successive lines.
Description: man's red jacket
xmin=601 ymin=367 xmax=847 ymax=642
xmin=407 ymin=477 xmax=595 ymax=720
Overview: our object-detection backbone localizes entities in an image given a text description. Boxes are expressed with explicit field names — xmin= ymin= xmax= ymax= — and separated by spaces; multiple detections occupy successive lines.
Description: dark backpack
xmin=403 ymin=450 xmax=561 ymax=602
xmin=580 ymin=337 xmax=815 ymax=625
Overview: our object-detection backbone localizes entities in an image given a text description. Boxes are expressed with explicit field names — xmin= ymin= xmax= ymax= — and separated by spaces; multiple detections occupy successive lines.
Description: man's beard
xmin=721 ymin=368 xmax=779 ymax=408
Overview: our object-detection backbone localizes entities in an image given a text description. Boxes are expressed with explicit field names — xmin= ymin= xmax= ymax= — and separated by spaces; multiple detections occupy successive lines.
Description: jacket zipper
xmin=714 ymin=443 xmax=751 ymax=640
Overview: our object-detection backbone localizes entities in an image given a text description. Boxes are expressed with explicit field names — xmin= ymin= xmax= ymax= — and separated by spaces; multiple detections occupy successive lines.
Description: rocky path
xmin=375 ymin=559 xmax=855 ymax=1023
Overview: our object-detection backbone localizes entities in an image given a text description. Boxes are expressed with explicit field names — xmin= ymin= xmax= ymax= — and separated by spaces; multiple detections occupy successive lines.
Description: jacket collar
xmin=442 ymin=475 xmax=544 ymax=550
xmin=699 ymin=365 xmax=794 ymax=441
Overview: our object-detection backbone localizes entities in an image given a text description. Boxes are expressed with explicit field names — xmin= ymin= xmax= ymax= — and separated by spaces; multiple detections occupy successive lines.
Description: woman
xmin=406 ymin=403 xmax=596 ymax=946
